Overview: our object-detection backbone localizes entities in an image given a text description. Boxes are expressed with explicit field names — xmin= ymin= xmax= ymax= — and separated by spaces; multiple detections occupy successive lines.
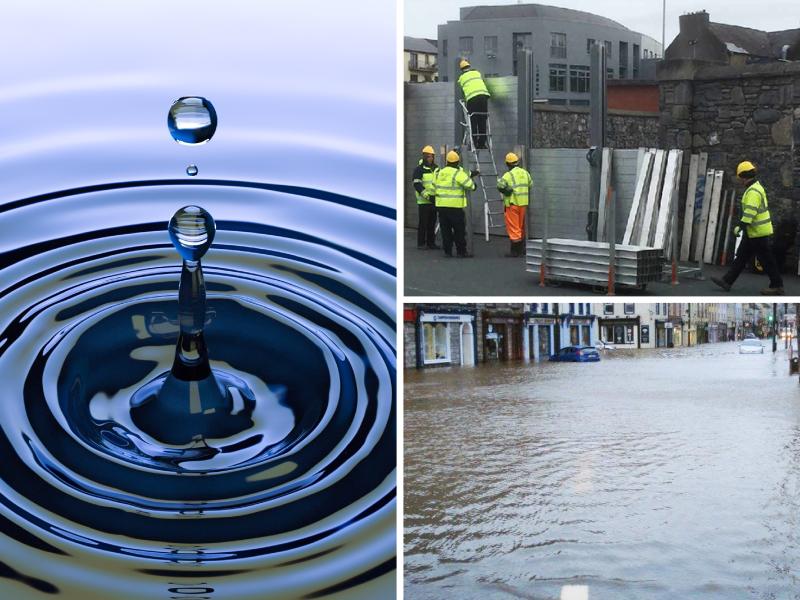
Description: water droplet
xmin=167 ymin=97 xmax=217 ymax=145
xmin=186 ymin=164 xmax=198 ymax=176
xmin=168 ymin=206 xmax=215 ymax=261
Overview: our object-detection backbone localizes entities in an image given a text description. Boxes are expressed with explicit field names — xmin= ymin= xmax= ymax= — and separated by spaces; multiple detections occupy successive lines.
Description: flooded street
xmin=405 ymin=342 xmax=800 ymax=599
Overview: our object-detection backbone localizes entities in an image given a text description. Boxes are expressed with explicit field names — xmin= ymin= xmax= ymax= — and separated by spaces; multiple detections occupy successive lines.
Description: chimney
xmin=679 ymin=10 xmax=710 ymax=39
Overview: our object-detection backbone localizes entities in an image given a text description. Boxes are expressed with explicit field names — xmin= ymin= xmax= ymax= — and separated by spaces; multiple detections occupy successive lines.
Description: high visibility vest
xmin=499 ymin=166 xmax=532 ymax=208
xmin=740 ymin=180 xmax=773 ymax=238
xmin=457 ymin=69 xmax=490 ymax=102
xmin=434 ymin=166 xmax=475 ymax=209
xmin=414 ymin=159 xmax=436 ymax=205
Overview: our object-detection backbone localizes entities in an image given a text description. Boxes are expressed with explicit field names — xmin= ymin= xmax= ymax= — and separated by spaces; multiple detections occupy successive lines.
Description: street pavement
xmin=404 ymin=229 xmax=800 ymax=296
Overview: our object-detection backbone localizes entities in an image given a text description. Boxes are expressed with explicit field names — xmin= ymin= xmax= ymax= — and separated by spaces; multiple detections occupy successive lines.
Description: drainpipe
xmin=415 ymin=309 xmax=423 ymax=369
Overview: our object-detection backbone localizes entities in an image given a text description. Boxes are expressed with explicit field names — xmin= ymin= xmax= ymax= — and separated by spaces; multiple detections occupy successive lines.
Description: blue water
xmin=0 ymin=2 xmax=396 ymax=598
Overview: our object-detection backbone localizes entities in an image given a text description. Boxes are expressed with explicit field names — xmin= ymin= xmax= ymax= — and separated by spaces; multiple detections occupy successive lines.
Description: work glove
xmin=733 ymin=225 xmax=742 ymax=237
xmin=470 ymin=170 xmax=480 ymax=178
xmin=422 ymin=190 xmax=433 ymax=201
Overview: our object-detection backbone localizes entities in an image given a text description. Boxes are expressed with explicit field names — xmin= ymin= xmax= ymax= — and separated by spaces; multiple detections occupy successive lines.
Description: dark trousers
xmin=417 ymin=203 xmax=437 ymax=247
xmin=437 ymin=207 xmax=467 ymax=256
xmin=724 ymin=234 xmax=783 ymax=288
xmin=466 ymin=95 xmax=489 ymax=149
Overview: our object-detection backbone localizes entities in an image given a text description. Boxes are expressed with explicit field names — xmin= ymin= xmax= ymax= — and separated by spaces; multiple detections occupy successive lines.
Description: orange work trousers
xmin=504 ymin=204 xmax=526 ymax=242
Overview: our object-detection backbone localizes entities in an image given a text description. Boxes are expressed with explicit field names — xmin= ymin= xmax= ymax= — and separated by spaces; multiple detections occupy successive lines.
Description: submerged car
xmin=550 ymin=346 xmax=601 ymax=362
xmin=739 ymin=338 xmax=764 ymax=354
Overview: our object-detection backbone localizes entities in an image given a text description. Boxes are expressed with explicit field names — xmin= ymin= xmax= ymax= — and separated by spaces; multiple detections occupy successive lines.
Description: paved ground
xmin=404 ymin=229 xmax=800 ymax=296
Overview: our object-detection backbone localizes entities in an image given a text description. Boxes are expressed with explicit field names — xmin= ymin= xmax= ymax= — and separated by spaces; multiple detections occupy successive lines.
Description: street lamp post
xmin=773 ymin=303 xmax=777 ymax=353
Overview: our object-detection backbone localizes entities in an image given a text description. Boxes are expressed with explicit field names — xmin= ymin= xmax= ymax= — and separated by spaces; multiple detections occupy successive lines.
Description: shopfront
xmin=416 ymin=310 xmax=477 ymax=368
xmin=526 ymin=315 xmax=557 ymax=362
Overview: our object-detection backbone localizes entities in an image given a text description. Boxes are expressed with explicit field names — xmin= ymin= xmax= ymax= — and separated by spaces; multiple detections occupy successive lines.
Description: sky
xmin=404 ymin=0 xmax=800 ymax=49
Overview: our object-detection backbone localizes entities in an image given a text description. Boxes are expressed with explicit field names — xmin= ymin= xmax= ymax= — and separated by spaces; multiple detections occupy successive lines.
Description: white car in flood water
xmin=739 ymin=338 xmax=764 ymax=354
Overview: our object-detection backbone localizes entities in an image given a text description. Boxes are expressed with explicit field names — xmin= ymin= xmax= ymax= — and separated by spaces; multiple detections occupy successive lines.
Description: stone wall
xmin=532 ymin=105 xmax=659 ymax=149
xmin=659 ymin=60 xmax=800 ymax=270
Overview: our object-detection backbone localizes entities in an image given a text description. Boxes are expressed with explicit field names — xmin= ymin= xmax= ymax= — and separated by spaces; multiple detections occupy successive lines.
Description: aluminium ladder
xmin=459 ymin=100 xmax=506 ymax=241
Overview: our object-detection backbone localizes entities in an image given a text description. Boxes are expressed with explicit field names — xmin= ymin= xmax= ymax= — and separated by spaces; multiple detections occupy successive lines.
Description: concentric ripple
xmin=0 ymin=181 xmax=395 ymax=599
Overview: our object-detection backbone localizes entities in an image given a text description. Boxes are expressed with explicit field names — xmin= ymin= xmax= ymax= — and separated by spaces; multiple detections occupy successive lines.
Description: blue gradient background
xmin=0 ymin=0 xmax=396 ymax=213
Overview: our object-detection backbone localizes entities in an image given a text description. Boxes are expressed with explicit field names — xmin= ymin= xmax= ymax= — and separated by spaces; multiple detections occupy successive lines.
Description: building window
xmin=531 ymin=303 xmax=539 ymax=313
xmin=484 ymin=35 xmax=497 ymax=58
xmin=624 ymin=303 xmax=635 ymax=315
xmin=459 ymin=36 xmax=473 ymax=57
xmin=585 ymin=303 xmax=591 ymax=314
xmin=604 ymin=303 xmax=614 ymax=315
xmin=442 ymin=39 xmax=448 ymax=57
xmin=663 ymin=303 xmax=668 ymax=315
xmin=569 ymin=303 xmax=575 ymax=314
xmin=549 ymin=63 xmax=566 ymax=92
xmin=604 ymin=40 xmax=612 ymax=58
xmin=633 ymin=43 xmax=640 ymax=78
xmin=619 ymin=41 xmax=628 ymax=78
xmin=569 ymin=65 xmax=590 ymax=93
xmin=550 ymin=32 xmax=567 ymax=58
xmin=512 ymin=32 xmax=532 ymax=75
xmin=626 ymin=325 xmax=634 ymax=343
xmin=587 ymin=38 xmax=595 ymax=54
xmin=409 ymin=53 xmax=418 ymax=69
xmin=410 ymin=74 xmax=418 ymax=82
xmin=542 ymin=303 xmax=549 ymax=313
xmin=570 ymin=99 xmax=589 ymax=106
xmin=578 ymin=303 xmax=584 ymax=315
xmin=656 ymin=304 xmax=660 ymax=315
xmin=535 ymin=64 xmax=540 ymax=95
xmin=422 ymin=322 xmax=450 ymax=364
xmin=570 ymin=326 xmax=580 ymax=345
xmin=607 ymin=68 xmax=614 ymax=79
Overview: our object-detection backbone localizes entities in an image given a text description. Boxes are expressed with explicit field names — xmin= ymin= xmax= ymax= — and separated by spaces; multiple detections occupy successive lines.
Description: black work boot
xmin=710 ymin=276 xmax=732 ymax=292
xmin=504 ymin=241 xmax=516 ymax=257
xmin=761 ymin=286 xmax=785 ymax=295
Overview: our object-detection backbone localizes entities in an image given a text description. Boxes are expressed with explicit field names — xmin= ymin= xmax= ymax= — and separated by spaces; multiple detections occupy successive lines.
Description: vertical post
xmin=588 ymin=42 xmax=607 ymax=241
xmin=516 ymin=49 xmax=535 ymax=248
xmin=785 ymin=303 xmax=789 ymax=349
xmin=540 ymin=177 xmax=549 ymax=287
xmin=607 ymin=181 xmax=616 ymax=296
xmin=773 ymin=303 xmax=778 ymax=353
xmin=672 ymin=185 xmax=679 ymax=285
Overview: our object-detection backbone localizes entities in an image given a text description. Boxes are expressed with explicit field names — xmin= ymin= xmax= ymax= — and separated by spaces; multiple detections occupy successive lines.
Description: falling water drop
xmin=186 ymin=164 xmax=198 ymax=176
xmin=167 ymin=97 xmax=217 ymax=145
xmin=168 ymin=205 xmax=215 ymax=262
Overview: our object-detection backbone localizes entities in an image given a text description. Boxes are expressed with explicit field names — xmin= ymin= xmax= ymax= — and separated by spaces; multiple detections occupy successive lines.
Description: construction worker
xmin=497 ymin=152 xmax=532 ymax=257
xmin=412 ymin=145 xmax=439 ymax=249
xmin=457 ymin=59 xmax=491 ymax=150
xmin=711 ymin=161 xmax=784 ymax=295
xmin=433 ymin=150 xmax=479 ymax=257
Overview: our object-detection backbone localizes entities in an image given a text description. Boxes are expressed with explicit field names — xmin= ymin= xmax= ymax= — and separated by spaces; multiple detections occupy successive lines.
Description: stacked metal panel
xmin=526 ymin=238 xmax=664 ymax=287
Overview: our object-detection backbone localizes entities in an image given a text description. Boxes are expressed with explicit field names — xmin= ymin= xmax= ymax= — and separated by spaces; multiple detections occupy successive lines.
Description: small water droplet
xmin=168 ymin=206 xmax=215 ymax=261
xmin=186 ymin=164 xmax=198 ymax=176
xmin=168 ymin=97 xmax=217 ymax=145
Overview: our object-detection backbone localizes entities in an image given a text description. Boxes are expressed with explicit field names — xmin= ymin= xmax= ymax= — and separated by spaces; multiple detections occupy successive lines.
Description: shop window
xmin=423 ymin=322 xmax=450 ymax=363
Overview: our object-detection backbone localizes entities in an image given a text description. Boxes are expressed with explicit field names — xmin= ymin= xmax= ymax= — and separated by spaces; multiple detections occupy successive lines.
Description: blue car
xmin=549 ymin=345 xmax=601 ymax=362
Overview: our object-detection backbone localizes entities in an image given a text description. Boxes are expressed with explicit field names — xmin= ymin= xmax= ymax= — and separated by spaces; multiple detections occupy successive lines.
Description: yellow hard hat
xmin=446 ymin=150 xmax=460 ymax=163
xmin=421 ymin=145 xmax=435 ymax=155
xmin=459 ymin=59 xmax=470 ymax=69
xmin=505 ymin=152 xmax=519 ymax=164
xmin=736 ymin=160 xmax=756 ymax=176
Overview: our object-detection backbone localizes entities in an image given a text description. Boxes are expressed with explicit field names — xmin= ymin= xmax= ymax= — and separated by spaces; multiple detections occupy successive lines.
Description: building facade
xmin=404 ymin=36 xmax=439 ymax=83
xmin=437 ymin=3 xmax=661 ymax=106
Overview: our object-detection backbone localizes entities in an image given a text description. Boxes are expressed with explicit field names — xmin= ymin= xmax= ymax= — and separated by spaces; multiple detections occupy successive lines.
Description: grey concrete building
xmin=437 ymin=3 xmax=661 ymax=106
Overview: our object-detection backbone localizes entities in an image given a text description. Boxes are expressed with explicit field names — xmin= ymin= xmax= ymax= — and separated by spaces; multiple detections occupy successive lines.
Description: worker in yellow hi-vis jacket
xmin=457 ymin=59 xmax=491 ymax=149
xmin=711 ymin=161 xmax=783 ymax=295
xmin=433 ymin=150 xmax=479 ymax=258
xmin=497 ymin=152 xmax=532 ymax=257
